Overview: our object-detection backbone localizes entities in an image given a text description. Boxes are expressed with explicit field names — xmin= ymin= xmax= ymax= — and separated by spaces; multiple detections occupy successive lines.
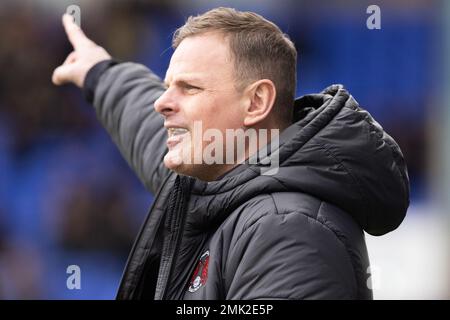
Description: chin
xmin=163 ymin=153 xmax=191 ymax=174
xmin=163 ymin=160 xmax=215 ymax=182
xmin=163 ymin=157 xmax=184 ymax=172
xmin=163 ymin=148 xmax=226 ymax=181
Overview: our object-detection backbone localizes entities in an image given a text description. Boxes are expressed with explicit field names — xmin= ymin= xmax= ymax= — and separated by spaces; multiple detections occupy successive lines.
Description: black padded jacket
xmin=84 ymin=61 xmax=409 ymax=300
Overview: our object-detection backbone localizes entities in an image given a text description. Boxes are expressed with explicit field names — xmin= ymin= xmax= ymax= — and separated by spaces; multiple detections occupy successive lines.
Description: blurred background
xmin=0 ymin=0 xmax=448 ymax=299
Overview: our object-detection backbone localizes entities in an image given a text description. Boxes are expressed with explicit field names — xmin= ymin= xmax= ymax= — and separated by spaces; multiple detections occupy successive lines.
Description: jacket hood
xmin=190 ymin=84 xmax=410 ymax=236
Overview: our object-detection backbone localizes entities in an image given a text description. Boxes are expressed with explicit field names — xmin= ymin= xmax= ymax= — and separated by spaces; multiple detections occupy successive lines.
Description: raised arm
xmin=52 ymin=14 xmax=170 ymax=194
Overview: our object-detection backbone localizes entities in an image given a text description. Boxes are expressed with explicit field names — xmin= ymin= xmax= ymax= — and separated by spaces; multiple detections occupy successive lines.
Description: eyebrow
xmin=163 ymin=75 xmax=205 ymax=88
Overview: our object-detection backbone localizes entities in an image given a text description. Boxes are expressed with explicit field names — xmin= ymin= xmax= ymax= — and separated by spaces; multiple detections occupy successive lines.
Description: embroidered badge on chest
xmin=188 ymin=250 xmax=210 ymax=293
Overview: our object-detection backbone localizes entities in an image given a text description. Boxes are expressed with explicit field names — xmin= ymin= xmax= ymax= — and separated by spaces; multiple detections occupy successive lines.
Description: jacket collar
xmin=187 ymin=84 xmax=409 ymax=236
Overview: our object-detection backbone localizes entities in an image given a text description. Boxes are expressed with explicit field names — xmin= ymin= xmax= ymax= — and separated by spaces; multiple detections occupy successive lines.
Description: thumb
xmin=52 ymin=63 xmax=77 ymax=86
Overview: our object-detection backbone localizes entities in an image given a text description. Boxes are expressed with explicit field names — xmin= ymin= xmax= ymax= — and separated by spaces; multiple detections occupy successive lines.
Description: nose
xmin=154 ymin=88 xmax=178 ymax=117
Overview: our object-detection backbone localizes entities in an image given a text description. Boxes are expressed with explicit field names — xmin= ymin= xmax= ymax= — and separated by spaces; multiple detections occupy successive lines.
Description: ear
xmin=243 ymin=79 xmax=277 ymax=127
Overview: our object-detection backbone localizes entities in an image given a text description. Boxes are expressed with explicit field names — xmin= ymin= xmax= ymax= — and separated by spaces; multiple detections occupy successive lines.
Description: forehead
xmin=165 ymin=32 xmax=234 ymax=82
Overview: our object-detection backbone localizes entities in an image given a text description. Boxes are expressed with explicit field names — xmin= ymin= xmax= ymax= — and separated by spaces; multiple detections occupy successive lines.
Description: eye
xmin=182 ymin=83 xmax=202 ymax=93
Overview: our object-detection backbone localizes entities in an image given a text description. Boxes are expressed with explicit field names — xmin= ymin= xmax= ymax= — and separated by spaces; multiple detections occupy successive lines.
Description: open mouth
xmin=167 ymin=128 xmax=189 ymax=149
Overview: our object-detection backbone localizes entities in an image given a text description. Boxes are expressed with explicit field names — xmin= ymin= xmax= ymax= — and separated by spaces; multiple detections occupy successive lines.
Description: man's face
xmin=155 ymin=32 xmax=246 ymax=181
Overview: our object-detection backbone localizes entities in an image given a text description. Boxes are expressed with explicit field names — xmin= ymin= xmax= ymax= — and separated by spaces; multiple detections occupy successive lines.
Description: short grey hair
xmin=173 ymin=7 xmax=297 ymax=125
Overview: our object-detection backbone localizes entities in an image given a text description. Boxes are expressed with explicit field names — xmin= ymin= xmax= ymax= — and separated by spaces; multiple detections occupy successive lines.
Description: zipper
xmin=116 ymin=172 xmax=175 ymax=299
xmin=154 ymin=176 xmax=192 ymax=300
xmin=155 ymin=206 xmax=187 ymax=299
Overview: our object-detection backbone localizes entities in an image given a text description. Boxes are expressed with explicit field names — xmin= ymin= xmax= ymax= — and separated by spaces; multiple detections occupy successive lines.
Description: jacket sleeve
xmin=224 ymin=211 xmax=359 ymax=300
xmin=86 ymin=61 xmax=170 ymax=195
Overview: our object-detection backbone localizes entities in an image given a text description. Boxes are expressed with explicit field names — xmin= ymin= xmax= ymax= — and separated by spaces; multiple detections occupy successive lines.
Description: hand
xmin=52 ymin=14 xmax=112 ymax=88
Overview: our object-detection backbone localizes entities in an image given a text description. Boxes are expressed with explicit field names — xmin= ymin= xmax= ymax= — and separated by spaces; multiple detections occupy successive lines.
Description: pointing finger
xmin=62 ymin=14 xmax=92 ymax=49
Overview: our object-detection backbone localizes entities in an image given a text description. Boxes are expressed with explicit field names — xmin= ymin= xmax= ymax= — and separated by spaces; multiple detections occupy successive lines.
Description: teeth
xmin=168 ymin=128 xmax=188 ymax=136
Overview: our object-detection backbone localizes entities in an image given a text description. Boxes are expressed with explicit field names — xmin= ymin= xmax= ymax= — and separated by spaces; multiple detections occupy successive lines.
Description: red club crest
xmin=188 ymin=250 xmax=210 ymax=293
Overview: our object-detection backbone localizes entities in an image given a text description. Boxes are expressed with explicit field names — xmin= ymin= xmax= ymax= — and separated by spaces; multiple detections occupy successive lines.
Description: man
xmin=52 ymin=7 xmax=409 ymax=299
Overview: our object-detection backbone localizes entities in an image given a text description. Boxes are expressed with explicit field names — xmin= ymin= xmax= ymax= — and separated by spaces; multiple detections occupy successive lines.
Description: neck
xmin=200 ymin=124 xmax=283 ymax=182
